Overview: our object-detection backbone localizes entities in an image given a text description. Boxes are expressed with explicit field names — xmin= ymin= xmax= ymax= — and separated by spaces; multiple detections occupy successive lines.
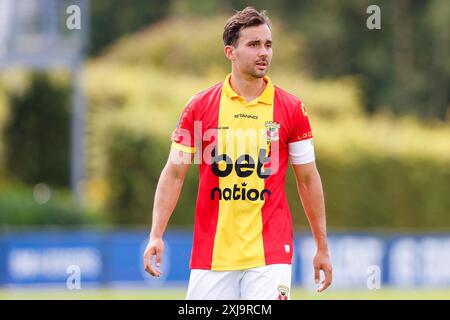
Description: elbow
xmin=163 ymin=162 xmax=187 ymax=183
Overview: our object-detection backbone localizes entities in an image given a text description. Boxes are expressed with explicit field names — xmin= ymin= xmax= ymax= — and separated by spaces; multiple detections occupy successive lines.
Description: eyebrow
xmin=247 ymin=39 xmax=273 ymax=44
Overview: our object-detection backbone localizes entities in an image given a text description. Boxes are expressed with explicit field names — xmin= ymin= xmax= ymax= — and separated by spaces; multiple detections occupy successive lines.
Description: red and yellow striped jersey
xmin=171 ymin=74 xmax=313 ymax=271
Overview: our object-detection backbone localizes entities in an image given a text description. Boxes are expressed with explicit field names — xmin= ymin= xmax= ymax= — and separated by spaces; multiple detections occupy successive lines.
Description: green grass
xmin=1 ymin=287 xmax=450 ymax=300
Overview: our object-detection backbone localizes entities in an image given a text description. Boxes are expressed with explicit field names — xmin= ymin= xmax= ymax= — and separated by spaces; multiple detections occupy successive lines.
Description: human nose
xmin=258 ymin=47 xmax=268 ymax=58
xmin=257 ymin=45 xmax=269 ymax=58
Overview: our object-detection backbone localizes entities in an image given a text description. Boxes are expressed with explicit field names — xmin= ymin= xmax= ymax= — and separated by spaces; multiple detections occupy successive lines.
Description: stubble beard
xmin=250 ymin=66 xmax=269 ymax=79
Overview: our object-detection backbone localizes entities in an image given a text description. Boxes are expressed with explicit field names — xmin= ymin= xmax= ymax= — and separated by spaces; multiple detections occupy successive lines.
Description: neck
xmin=229 ymin=69 xmax=266 ymax=101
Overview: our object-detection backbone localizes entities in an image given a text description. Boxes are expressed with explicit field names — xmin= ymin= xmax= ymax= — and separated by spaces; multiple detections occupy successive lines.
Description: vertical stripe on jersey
xmin=261 ymin=89 xmax=293 ymax=265
xmin=210 ymin=90 xmax=274 ymax=270
xmin=189 ymin=84 xmax=222 ymax=269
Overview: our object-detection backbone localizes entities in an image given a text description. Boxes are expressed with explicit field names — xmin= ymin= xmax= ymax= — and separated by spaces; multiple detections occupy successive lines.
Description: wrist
xmin=316 ymin=244 xmax=329 ymax=254
xmin=149 ymin=230 xmax=163 ymax=241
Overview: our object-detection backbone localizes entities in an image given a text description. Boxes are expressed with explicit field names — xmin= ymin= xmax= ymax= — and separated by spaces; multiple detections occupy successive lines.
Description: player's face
xmin=229 ymin=24 xmax=273 ymax=79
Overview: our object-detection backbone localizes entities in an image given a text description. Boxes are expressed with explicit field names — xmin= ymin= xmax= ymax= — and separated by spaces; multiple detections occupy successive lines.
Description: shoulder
xmin=274 ymin=85 xmax=301 ymax=106
xmin=189 ymin=81 xmax=224 ymax=107
xmin=274 ymin=85 xmax=302 ymax=109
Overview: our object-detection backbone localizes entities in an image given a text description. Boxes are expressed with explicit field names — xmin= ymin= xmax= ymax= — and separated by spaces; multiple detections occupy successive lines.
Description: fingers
xmin=144 ymin=246 xmax=162 ymax=277
xmin=143 ymin=248 xmax=156 ymax=276
xmin=155 ymin=247 xmax=162 ymax=269
xmin=317 ymin=265 xmax=332 ymax=293
xmin=314 ymin=265 xmax=320 ymax=285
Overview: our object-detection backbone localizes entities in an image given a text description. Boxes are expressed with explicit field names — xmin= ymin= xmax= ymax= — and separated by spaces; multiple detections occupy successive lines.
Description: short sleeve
xmin=171 ymin=96 xmax=197 ymax=153
xmin=287 ymin=101 xmax=313 ymax=143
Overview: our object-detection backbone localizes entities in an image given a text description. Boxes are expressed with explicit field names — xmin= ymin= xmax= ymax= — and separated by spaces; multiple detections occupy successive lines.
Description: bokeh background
xmin=0 ymin=0 xmax=449 ymax=299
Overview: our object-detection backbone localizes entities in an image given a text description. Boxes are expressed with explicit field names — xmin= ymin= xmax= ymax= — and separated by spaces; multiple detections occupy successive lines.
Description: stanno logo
xmin=234 ymin=114 xmax=259 ymax=120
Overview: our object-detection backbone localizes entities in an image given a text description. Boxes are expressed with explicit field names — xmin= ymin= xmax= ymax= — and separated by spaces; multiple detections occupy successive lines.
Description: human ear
xmin=224 ymin=45 xmax=235 ymax=61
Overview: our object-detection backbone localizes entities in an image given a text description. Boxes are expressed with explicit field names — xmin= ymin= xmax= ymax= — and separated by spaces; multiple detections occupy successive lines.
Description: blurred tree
xmin=279 ymin=0 xmax=449 ymax=119
xmin=4 ymin=72 xmax=70 ymax=187
xmin=423 ymin=0 xmax=450 ymax=119
xmin=89 ymin=0 xmax=171 ymax=56
xmin=170 ymin=0 xmax=226 ymax=15
xmin=88 ymin=0 xmax=449 ymax=118
xmin=392 ymin=0 xmax=414 ymax=114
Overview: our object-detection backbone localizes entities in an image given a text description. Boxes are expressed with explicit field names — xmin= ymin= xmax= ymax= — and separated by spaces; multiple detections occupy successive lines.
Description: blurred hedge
xmin=287 ymin=153 xmax=450 ymax=229
xmin=103 ymin=125 xmax=450 ymax=229
xmin=105 ymin=130 xmax=197 ymax=225
xmin=0 ymin=186 xmax=104 ymax=227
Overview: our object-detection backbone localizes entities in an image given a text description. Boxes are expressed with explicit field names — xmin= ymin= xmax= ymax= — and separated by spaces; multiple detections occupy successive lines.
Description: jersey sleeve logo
xmin=300 ymin=102 xmax=308 ymax=116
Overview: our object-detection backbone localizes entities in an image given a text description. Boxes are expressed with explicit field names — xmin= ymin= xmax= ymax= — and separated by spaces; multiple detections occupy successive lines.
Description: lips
xmin=256 ymin=61 xmax=267 ymax=70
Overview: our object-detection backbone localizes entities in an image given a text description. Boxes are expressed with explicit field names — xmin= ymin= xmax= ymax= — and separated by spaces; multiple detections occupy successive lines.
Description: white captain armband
xmin=288 ymin=138 xmax=315 ymax=164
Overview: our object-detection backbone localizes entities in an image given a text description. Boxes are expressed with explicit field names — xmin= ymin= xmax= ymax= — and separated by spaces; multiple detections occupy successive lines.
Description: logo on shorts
xmin=277 ymin=284 xmax=289 ymax=300
xmin=264 ymin=121 xmax=280 ymax=143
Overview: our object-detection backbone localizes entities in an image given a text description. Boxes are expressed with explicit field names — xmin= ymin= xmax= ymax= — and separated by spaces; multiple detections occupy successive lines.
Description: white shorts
xmin=186 ymin=264 xmax=292 ymax=300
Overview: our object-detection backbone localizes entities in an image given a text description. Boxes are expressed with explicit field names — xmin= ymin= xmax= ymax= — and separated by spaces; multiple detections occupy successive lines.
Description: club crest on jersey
xmin=264 ymin=121 xmax=280 ymax=142
xmin=277 ymin=284 xmax=289 ymax=300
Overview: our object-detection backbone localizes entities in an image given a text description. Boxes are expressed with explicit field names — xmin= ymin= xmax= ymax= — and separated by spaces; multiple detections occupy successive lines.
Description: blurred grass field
xmin=1 ymin=287 xmax=450 ymax=300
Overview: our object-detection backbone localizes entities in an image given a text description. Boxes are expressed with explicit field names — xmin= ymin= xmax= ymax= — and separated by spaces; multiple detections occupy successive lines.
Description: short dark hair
xmin=223 ymin=7 xmax=271 ymax=46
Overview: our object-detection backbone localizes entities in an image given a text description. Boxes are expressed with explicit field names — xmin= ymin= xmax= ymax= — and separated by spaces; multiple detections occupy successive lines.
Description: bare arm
xmin=143 ymin=148 xmax=192 ymax=277
xmin=292 ymin=161 xmax=332 ymax=292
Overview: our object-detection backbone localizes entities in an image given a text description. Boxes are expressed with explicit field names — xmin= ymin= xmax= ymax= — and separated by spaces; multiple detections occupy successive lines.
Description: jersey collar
xmin=223 ymin=73 xmax=274 ymax=105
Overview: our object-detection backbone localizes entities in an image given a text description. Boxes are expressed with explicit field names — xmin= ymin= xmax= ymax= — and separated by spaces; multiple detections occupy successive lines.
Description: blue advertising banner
xmin=1 ymin=230 xmax=450 ymax=288
xmin=3 ymin=231 xmax=105 ymax=286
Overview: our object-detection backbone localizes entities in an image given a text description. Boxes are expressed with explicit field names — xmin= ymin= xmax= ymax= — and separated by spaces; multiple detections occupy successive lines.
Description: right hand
xmin=143 ymin=237 xmax=164 ymax=277
xmin=313 ymin=250 xmax=333 ymax=292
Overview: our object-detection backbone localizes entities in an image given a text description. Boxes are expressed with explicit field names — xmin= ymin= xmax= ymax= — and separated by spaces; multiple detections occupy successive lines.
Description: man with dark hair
xmin=144 ymin=7 xmax=332 ymax=300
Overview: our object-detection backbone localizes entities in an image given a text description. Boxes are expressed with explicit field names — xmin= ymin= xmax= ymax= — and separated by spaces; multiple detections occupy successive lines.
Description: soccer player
xmin=143 ymin=7 xmax=332 ymax=300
